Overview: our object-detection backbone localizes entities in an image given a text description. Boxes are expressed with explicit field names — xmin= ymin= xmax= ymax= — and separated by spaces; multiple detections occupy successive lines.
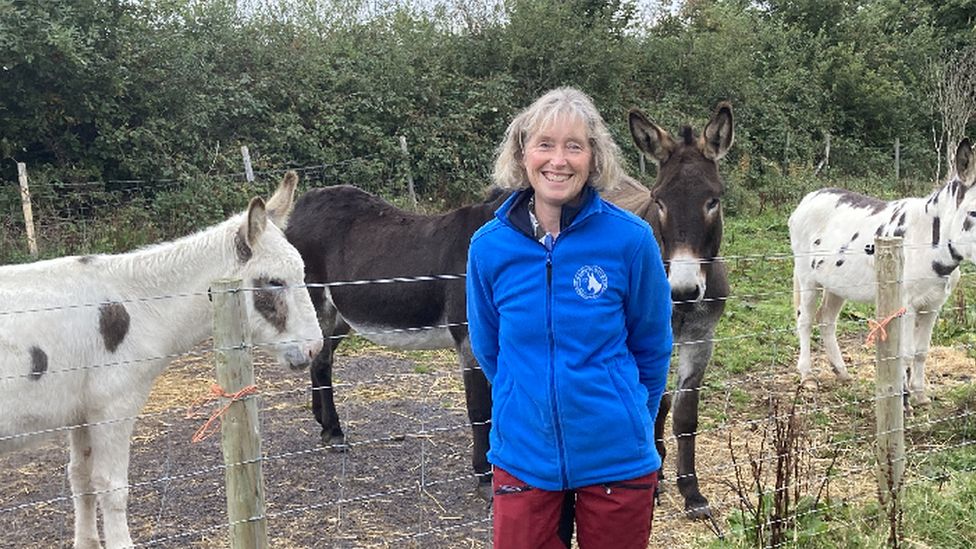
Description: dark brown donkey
xmin=606 ymin=101 xmax=734 ymax=518
xmin=285 ymin=186 xmax=508 ymax=498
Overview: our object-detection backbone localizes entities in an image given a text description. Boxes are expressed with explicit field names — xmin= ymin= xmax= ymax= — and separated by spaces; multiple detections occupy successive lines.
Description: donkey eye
xmin=706 ymin=198 xmax=720 ymax=210
xmin=267 ymin=278 xmax=286 ymax=288
xmin=969 ymin=211 xmax=976 ymax=218
xmin=655 ymin=199 xmax=666 ymax=212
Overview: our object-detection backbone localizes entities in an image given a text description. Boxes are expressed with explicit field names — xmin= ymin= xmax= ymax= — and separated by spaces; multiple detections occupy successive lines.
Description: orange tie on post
xmin=186 ymin=383 xmax=259 ymax=443
xmin=865 ymin=307 xmax=907 ymax=346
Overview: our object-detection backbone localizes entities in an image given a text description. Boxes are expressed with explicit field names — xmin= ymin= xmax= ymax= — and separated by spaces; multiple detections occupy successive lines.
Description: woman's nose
xmin=549 ymin=148 xmax=568 ymax=165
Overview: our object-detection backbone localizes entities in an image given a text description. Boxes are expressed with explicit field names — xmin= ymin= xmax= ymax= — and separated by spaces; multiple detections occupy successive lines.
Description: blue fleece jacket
xmin=465 ymin=186 xmax=673 ymax=491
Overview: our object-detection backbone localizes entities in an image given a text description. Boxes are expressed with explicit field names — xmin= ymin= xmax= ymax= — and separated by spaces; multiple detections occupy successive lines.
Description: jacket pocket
xmin=607 ymin=363 xmax=649 ymax=450
xmin=492 ymin=374 xmax=515 ymax=453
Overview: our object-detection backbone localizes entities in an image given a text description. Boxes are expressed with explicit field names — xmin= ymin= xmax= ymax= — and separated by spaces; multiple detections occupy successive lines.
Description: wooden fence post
xmin=815 ymin=133 xmax=831 ymax=176
xmin=783 ymin=127 xmax=790 ymax=174
xmin=16 ymin=162 xmax=38 ymax=257
xmin=874 ymin=237 xmax=905 ymax=547
xmin=894 ymin=138 xmax=900 ymax=184
xmin=212 ymin=279 xmax=268 ymax=549
xmin=399 ymin=136 xmax=418 ymax=210
xmin=241 ymin=146 xmax=255 ymax=183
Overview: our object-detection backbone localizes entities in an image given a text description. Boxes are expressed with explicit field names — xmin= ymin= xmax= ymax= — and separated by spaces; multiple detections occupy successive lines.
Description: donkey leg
xmin=910 ymin=308 xmax=937 ymax=405
xmin=311 ymin=299 xmax=348 ymax=449
xmin=819 ymin=291 xmax=851 ymax=382
xmin=89 ymin=420 xmax=137 ymax=549
xmin=68 ymin=426 xmax=102 ymax=549
xmin=457 ymin=336 xmax=493 ymax=500
xmin=653 ymin=391 xmax=672 ymax=493
xmin=310 ymin=352 xmax=346 ymax=449
xmin=673 ymin=339 xmax=712 ymax=519
xmin=795 ymin=276 xmax=820 ymax=388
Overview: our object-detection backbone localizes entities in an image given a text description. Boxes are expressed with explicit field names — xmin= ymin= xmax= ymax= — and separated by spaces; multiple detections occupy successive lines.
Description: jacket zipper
xmin=543 ymin=233 xmax=568 ymax=489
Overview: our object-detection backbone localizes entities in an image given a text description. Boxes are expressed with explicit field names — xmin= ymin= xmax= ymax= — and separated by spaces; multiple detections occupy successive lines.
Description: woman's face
xmin=522 ymin=115 xmax=593 ymax=210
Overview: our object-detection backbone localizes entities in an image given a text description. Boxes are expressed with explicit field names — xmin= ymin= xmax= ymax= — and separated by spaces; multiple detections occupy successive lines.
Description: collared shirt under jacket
xmin=466 ymin=186 xmax=673 ymax=491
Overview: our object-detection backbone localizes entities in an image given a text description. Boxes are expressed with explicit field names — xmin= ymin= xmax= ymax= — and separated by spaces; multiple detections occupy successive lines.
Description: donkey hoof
xmin=684 ymin=496 xmax=712 ymax=520
xmin=320 ymin=430 xmax=349 ymax=453
xmin=912 ymin=393 xmax=931 ymax=406
xmin=800 ymin=376 xmax=818 ymax=390
xmin=834 ymin=370 xmax=853 ymax=383
xmin=475 ymin=479 xmax=493 ymax=502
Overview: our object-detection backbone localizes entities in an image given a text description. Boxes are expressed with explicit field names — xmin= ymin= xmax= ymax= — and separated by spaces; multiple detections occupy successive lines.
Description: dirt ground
xmin=0 ymin=337 xmax=972 ymax=548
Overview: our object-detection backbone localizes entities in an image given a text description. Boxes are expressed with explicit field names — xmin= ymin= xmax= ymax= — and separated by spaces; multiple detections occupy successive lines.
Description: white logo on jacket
xmin=574 ymin=265 xmax=608 ymax=299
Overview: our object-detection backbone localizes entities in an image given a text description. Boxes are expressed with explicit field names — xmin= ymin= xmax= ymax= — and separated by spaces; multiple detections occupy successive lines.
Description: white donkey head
xmin=233 ymin=172 xmax=323 ymax=369
xmin=943 ymin=139 xmax=976 ymax=262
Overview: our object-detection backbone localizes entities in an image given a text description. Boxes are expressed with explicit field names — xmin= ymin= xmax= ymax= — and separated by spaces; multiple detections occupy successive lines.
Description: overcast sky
xmin=235 ymin=0 xmax=677 ymax=30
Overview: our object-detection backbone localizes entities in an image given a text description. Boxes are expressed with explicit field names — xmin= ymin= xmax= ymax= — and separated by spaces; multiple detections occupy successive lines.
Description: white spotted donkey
xmin=790 ymin=139 xmax=976 ymax=404
xmin=0 ymin=172 xmax=323 ymax=548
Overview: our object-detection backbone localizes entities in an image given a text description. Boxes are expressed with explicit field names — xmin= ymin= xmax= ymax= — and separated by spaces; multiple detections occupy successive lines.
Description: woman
xmin=466 ymin=87 xmax=673 ymax=548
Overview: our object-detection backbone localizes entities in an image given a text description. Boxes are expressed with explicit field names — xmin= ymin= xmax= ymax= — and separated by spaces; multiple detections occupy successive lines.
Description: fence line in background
xmin=2 ymin=136 xmax=957 ymax=262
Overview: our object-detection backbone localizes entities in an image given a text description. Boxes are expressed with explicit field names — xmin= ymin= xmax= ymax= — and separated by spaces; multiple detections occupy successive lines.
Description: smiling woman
xmin=520 ymin=118 xmax=593 ymax=235
xmin=467 ymin=86 xmax=673 ymax=549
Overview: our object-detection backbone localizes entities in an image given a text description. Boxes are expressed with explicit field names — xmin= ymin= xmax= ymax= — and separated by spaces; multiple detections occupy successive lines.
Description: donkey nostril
xmin=671 ymin=287 xmax=702 ymax=305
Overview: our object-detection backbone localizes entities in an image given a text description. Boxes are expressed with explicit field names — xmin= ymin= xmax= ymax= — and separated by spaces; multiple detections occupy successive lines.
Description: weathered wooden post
xmin=241 ymin=146 xmax=255 ymax=183
xmin=399 ymin=136 xmax=418 ymax=210
xmin=815 ymin=133 xmax=831 ymax=176
xmin=874 ymin=237 xmax=905 ymax=547
xmin=894 ymin=138 xmax=900 ymax=185
xmin=16 ymin=162 xmax=38 ymax=257
xmin=212 ymin=278 xmax=268 ymax=549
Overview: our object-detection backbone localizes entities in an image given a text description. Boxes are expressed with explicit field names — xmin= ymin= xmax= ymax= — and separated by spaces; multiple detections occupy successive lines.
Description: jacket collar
xmin=497 ymin=186 xmax=601 ymax=239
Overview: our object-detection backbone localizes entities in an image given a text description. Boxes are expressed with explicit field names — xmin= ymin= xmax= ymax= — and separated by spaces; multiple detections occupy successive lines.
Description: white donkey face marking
xmin=629 ymin=102 xmax=732 ymax=307
xmin=668 ymin=247 xmax=706 ymax=303
xmin=236 ymin=180 xmax=324 ymax=370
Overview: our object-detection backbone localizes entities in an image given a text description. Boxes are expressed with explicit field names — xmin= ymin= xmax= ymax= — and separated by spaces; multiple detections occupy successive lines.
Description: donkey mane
xmin=602 ymin=175 xmax=651 ymax=214
xmin=109 ymin=216 xmax=245 ymax=283
xmin=680 ymin=125 xmax=695 ymax=145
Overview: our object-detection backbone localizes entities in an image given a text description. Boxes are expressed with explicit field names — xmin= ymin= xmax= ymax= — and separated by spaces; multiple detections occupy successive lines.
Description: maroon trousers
xmin=492 ymin=466 xmax=658 ymax=549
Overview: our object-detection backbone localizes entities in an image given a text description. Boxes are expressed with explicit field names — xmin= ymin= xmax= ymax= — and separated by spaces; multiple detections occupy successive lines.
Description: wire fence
xmin=0 ymin=269 xmax=972 ymax=547
xmin=1 ymin=158 xmax=974 ymax=548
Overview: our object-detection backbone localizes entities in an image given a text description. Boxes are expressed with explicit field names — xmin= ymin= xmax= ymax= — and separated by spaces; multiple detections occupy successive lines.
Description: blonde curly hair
xmin=492 ymin=87 xmax=624 ymax=193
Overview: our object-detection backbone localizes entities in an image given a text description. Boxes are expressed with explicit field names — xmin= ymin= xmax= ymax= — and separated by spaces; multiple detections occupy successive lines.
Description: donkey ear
xmin=956 ymin=138 xmax=975 ymax=185
xmin=266 ymin=170 xmax=298 ymax=229
xmin=702 ymin=101 xmax=734 ymax=161
xmin=629 ymin=108 xmax=674 ymax=165
xmin=245 ymin=196 xmax=268 ymax=246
